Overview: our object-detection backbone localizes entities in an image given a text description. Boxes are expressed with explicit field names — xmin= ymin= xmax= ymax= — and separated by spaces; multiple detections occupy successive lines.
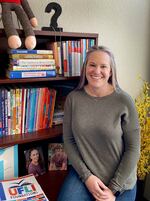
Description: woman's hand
xmin=85 ymin=174 xmax=116 ymax=201
xmin=85 ymin=174 xmax=108 ymax=200
xmin=95 ymin=188 xmax=116 ymax=201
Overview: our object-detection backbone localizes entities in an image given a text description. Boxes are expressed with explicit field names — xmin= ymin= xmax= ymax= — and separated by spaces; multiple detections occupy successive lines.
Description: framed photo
xmin=24 ymin=146 xmax=46 ymax=177
xmin=48 ymin=143 xmax=67 ymax=171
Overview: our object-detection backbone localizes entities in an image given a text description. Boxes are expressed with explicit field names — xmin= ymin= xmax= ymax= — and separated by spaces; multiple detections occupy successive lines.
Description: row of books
xmin=7 ymin=49 xmax=56 ymax=79
xmin=47 ymin=39 xmax=95 ymax=77
xmin=0 ymin=87 xmax=56 ymax=136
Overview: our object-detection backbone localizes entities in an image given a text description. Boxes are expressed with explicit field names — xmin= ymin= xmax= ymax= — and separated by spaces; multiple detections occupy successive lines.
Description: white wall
xmin=0 ymin=0 xmax=150 ymax=98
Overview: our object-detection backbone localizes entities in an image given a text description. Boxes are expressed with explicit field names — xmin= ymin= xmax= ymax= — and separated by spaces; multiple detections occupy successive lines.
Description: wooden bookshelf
xmin=0 ymin=28 xmax=98 ymax=200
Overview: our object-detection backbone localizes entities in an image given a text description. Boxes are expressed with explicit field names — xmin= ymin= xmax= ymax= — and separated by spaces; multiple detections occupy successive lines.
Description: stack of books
xmin=52 ymin=109 xmax=64 ymax=125
xmin=7 ymin=49 xmax=56 ymax=79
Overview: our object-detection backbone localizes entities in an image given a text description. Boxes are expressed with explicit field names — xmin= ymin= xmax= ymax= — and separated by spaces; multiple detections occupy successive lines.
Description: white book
xmin=0 ymin=145 xmax=18 ymax=180
xmin=11 ymin=59 xmax=55 ymax=66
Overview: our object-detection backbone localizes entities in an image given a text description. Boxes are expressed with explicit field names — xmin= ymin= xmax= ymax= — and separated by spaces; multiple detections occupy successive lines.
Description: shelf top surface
xmin=0 ymin=29 xmax=98 ymax=38
xmin=0 ymin=125 xmax=63 ymax=148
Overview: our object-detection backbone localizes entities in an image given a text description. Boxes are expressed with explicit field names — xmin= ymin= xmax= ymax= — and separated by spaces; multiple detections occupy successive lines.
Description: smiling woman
xmin=57 ymin=46 xmax=140 ymax=201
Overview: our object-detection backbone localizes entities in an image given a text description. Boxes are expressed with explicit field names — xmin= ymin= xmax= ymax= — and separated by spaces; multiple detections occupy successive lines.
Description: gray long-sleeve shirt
xmin=63 ymin=88 xmax=140 ymax=193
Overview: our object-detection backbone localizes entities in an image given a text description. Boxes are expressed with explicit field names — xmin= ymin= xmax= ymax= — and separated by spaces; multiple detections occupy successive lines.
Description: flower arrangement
xmin=135 ymin=79 xmax=150 ymax=180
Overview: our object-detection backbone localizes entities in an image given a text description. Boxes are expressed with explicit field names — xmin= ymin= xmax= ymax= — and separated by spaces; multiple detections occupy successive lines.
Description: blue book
xmin=28 ymin=88 xmax=37 ymax=132
xmin=8 ymin=49 xmax=53 ymax=54
xmin=0 ymin=145 xmax=18 ymax=180
xmin=7 ymin=70 xmax=56 ymax=79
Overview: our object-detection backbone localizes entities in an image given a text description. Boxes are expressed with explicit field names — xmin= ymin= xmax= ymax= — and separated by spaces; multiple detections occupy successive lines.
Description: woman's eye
xmin=89 ymin=64 xmax=96 ymax=67
xmin=101 ymin=65 xmax=107 ymax=68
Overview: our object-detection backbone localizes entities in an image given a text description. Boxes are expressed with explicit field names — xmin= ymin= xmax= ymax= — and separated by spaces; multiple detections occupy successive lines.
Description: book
xmin=10 ymin=59 xmax=55 ymax=66
xmin=7 ymin=70 xmax=56 ymax=79
xmin=48 ymin=143 xmax=67 ymax=171
xmin=9 ymin=54 xmax=53 ymax=59
xmin=47 ymin=89 xmax=56 ymax=128
xmin=9 ymin=65 xmax=55 ymax=71
xmin=0 ymin=145 xmax=18 ymax=180
xmin=8 ymin=49 xmax=53 ymax=55
xmin=0 ymin=174 xmax=49 ymax=201
xmin=52 ymin=110 xmax=64 ymax=125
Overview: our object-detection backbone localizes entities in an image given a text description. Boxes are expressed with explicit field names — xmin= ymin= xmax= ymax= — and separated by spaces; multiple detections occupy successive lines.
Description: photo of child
xmin=48 ymin=143 xmax=67 ymax=171
xmin=24 ymin=147 xmax=46 ymax=177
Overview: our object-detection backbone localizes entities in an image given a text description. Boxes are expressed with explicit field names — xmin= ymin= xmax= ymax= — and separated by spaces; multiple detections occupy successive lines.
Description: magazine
xmin=48 ymin=143 xmax=67 ymax=171
xmin=0 ymin=174 xmax=49 ymax=201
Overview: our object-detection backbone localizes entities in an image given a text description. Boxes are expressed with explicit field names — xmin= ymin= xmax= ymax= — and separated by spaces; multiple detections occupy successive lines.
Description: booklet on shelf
xmin=0 ymin=174 xmax=49 ymax=201
xmin=0 ymin=145 xmax=18 ymax=180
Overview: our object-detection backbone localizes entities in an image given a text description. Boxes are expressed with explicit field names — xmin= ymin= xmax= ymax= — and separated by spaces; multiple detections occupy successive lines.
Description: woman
xmin=28 ymin=148 xmax=46 ymax=177
xmin=57 ymin=46 xmax=140 ymax=201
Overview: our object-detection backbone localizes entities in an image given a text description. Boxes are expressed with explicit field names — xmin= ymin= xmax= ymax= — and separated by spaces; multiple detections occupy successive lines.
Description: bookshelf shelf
xmin=0 ymin=76 xmax=79 ymax=84
xmin=0 ymin=125 xmax=62 ymax=148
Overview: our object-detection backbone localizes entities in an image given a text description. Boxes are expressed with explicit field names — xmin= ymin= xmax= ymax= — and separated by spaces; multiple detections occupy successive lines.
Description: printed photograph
xmin=24 ymin=146 xmax=46 ymax=177
xmin=48 ymin=143 xmax=67 ymax=171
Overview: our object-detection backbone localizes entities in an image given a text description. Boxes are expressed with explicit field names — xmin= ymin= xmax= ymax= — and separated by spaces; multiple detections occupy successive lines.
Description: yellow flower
xmin=135 ymin=79 xmax=150 ymax=180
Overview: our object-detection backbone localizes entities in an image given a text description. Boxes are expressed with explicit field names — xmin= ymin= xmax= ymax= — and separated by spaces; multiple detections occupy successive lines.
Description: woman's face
xmin=30 ymin=149 xmax=39 ymax=163
xmin=86 ymin=51 xmax=112 ymax=90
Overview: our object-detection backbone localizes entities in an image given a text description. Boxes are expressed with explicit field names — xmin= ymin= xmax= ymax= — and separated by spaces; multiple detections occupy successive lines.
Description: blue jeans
xmin=57 ymin=167 xmax=137 ymax=201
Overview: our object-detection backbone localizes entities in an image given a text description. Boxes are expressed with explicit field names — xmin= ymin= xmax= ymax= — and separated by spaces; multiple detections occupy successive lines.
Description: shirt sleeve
xmin=108 ymin=94 xmax=140 ymax=193
xmin=63 ymin=93 xmax=92 ymax=182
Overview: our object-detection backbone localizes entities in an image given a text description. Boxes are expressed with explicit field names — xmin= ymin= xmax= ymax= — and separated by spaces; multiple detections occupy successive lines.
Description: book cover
xmin=24 ymin=147 xmax=46 ymax=177
xmin=0 ymin=145 xmax=18 ymax=180
xmin=0 ymin=174 xmax=49 ymax=201
xmin=48 ymin=143 xmax=67 ymax=171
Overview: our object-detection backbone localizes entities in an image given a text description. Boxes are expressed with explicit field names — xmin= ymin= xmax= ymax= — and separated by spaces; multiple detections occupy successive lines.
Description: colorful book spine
xmin=7 ymin=70 xmax=56 ymax=79
xmin=9 ymin=54 xmax=53 ymax=59
xmin=8 ymin=49 xmax=53 ymax=54
xmin=0 ymin=89 xmax=3 ymax=137
xmin=10 ymin=59 xmax=55 ymax=66
xmin=1 ymin=89 xmax=5 ymax=136
xmin=48 ymin=89 xmax=56 ymax=128
xmin=9 ymin=65 xmax=55 ymax=71
xmin=28 ymin=88 xmax=37 ymax=132
xmin=21 ymin=88 xmax=27 ymax=134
